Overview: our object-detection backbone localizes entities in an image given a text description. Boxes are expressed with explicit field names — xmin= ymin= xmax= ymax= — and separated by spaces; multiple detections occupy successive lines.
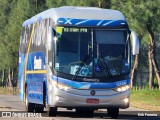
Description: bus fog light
xmin=124 ymin=98 xmax=129 ymax=103
xmin=55 ymin=96 xmax=60 ymax=101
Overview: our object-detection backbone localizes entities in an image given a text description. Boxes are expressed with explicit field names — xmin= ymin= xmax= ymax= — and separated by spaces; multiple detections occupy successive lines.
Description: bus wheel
xmin=107 ymin=108 xmax=119 ymax=119
xmin=25 ymin=88 xmax=35 ymax=112
xmin=35 ymin=105 xmax=44 ymax=113
xmin=47 ymin=106 xmax=57 ymax=116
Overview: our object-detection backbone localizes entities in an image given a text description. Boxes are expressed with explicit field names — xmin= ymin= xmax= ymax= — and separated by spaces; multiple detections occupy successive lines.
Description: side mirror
xmin=47 ymin=26 xmax=53 ymax=51
xmin=130 ymin=30 xmax=139 ymax=55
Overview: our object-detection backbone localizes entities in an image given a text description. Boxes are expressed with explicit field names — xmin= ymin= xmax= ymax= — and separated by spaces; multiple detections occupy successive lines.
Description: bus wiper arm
xmin=72 ymin=54 xmax=90 ymax=80
xmin=99 ymin=55 xmax=113 ymax=78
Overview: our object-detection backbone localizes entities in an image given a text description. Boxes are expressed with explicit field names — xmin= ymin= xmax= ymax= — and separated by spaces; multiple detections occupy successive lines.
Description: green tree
xmin=46 ymin=0 xmax=111 ymax=8
xmin=46 ymin=0 xmax=67 ymax=8
xmin=111 ymin=0 xmax=160 ymax=89
xmin=0 ymin=0 xmax=17 ymax=86
xmin=3 ymin=0 xmax=31 ymax=86
xmin=30 ymin=0 xmax=46 ymax=14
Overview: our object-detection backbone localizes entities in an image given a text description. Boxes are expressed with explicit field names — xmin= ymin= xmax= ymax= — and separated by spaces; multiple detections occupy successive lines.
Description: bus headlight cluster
xmin=116 ymin=85 xmax=130 ymax=92
xmin=57 ymin=83 xmax=71 ymax=91
xmin=50 ymin=80 xmax=71 ymax=91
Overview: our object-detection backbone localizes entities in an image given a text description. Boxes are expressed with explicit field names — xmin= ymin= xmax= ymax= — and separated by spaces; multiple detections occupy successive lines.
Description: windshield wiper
xmin=99 ymin=55 xmax=113 ymax=78
xmin=72 ymin=54 xmax=90 ymax=80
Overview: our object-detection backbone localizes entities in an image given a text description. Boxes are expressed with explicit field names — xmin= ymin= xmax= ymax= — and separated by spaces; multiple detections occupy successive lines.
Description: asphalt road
xmin=0 ymin=95 xmax=160 ymax=120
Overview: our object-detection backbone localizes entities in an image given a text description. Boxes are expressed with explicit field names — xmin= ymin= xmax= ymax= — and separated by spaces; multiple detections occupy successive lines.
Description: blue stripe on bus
xmin=52 ymin=76 xmax=130 ymax=89
xmin=57 ymin=18 xmax=128 ymax=27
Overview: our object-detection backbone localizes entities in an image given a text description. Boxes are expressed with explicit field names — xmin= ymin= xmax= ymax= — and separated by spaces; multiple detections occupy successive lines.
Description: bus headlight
xmin=57 ymin=83 xmax=71 ymax=91
xmin=116 ymin=85 xmax=130 ymax=92
xmin=50 ymin=80 xmax=71 ymax=91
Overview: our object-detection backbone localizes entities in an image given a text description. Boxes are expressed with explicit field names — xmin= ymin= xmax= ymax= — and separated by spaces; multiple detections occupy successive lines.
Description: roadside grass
xmin=0 ymin=87 xmax=18 ymax=95
xmin=130 ymin=88 xmax=160 ymax=111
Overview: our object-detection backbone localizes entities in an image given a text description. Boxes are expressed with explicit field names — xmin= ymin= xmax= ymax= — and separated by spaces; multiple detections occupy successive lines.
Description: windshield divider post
xmin=91 ymin=29 xmax=95 ymax=78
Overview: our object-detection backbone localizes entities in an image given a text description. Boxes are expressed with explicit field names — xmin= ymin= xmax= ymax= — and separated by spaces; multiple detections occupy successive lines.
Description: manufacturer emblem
xmin=90 ymin=90 xmax=96 ymax=96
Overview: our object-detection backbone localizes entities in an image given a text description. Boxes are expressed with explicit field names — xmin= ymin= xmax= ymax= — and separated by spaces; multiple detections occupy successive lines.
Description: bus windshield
xmin=54 ymin=26 xmax=130 ymax=78
xmin=95 ymin=30 xmax=129 ymax=77
xmin=54 ymin=27 xmax=93 ymax=77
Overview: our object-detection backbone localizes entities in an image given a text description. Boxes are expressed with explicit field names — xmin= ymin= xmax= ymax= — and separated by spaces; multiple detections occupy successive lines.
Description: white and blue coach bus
xmin=18 ymin=6 xmax=139 ymax=118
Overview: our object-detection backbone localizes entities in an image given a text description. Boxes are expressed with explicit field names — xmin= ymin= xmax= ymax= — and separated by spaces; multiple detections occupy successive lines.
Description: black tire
xmin=35 ymin=105 xmax=44 ymax=113
xmin=47 ymin=106 xmax=57 ymax=116
xmin=43 ymin=82 xmax=46 ymax=106
xmin=107 ymin=108 xmax=119 ymax=119
xmin=25 ymin=87 xmax=35 ymax=112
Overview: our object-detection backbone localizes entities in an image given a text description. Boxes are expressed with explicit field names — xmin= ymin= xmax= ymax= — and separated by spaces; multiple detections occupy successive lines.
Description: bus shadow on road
xmin=55 ymin=111 xmax=110 ymax=119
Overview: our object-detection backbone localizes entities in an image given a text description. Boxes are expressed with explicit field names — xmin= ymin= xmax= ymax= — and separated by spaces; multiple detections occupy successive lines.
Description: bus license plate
xmin=86 ymin=98 xmax=99 ymax=104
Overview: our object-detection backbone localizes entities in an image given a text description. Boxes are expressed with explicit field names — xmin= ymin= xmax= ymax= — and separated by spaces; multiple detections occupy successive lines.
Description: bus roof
xmin=22 ymin=6 xmax=127 ymax=27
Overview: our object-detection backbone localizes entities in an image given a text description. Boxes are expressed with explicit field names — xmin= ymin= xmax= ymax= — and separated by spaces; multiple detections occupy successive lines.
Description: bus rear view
xmin=19 ymin=6 xmax=139 ymax=118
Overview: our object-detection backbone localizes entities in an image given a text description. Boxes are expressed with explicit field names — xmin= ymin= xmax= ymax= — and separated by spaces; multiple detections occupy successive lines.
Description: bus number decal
xmin=116 ymin=81 xmax=127 ymax=86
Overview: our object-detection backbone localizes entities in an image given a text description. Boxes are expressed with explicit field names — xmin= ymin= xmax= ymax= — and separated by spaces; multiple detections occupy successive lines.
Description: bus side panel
xmin=26 ymin=74 xmax=47 ymax=104
xmin=26 ymin=51 xmax=47 ymax=104
xmin=18 ymin=53 xmax=25 ymax=101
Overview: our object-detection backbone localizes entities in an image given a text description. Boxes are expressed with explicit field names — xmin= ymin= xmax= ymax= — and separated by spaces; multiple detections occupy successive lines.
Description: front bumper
xmin=48 ymin=87 xmax=130 ymax=109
